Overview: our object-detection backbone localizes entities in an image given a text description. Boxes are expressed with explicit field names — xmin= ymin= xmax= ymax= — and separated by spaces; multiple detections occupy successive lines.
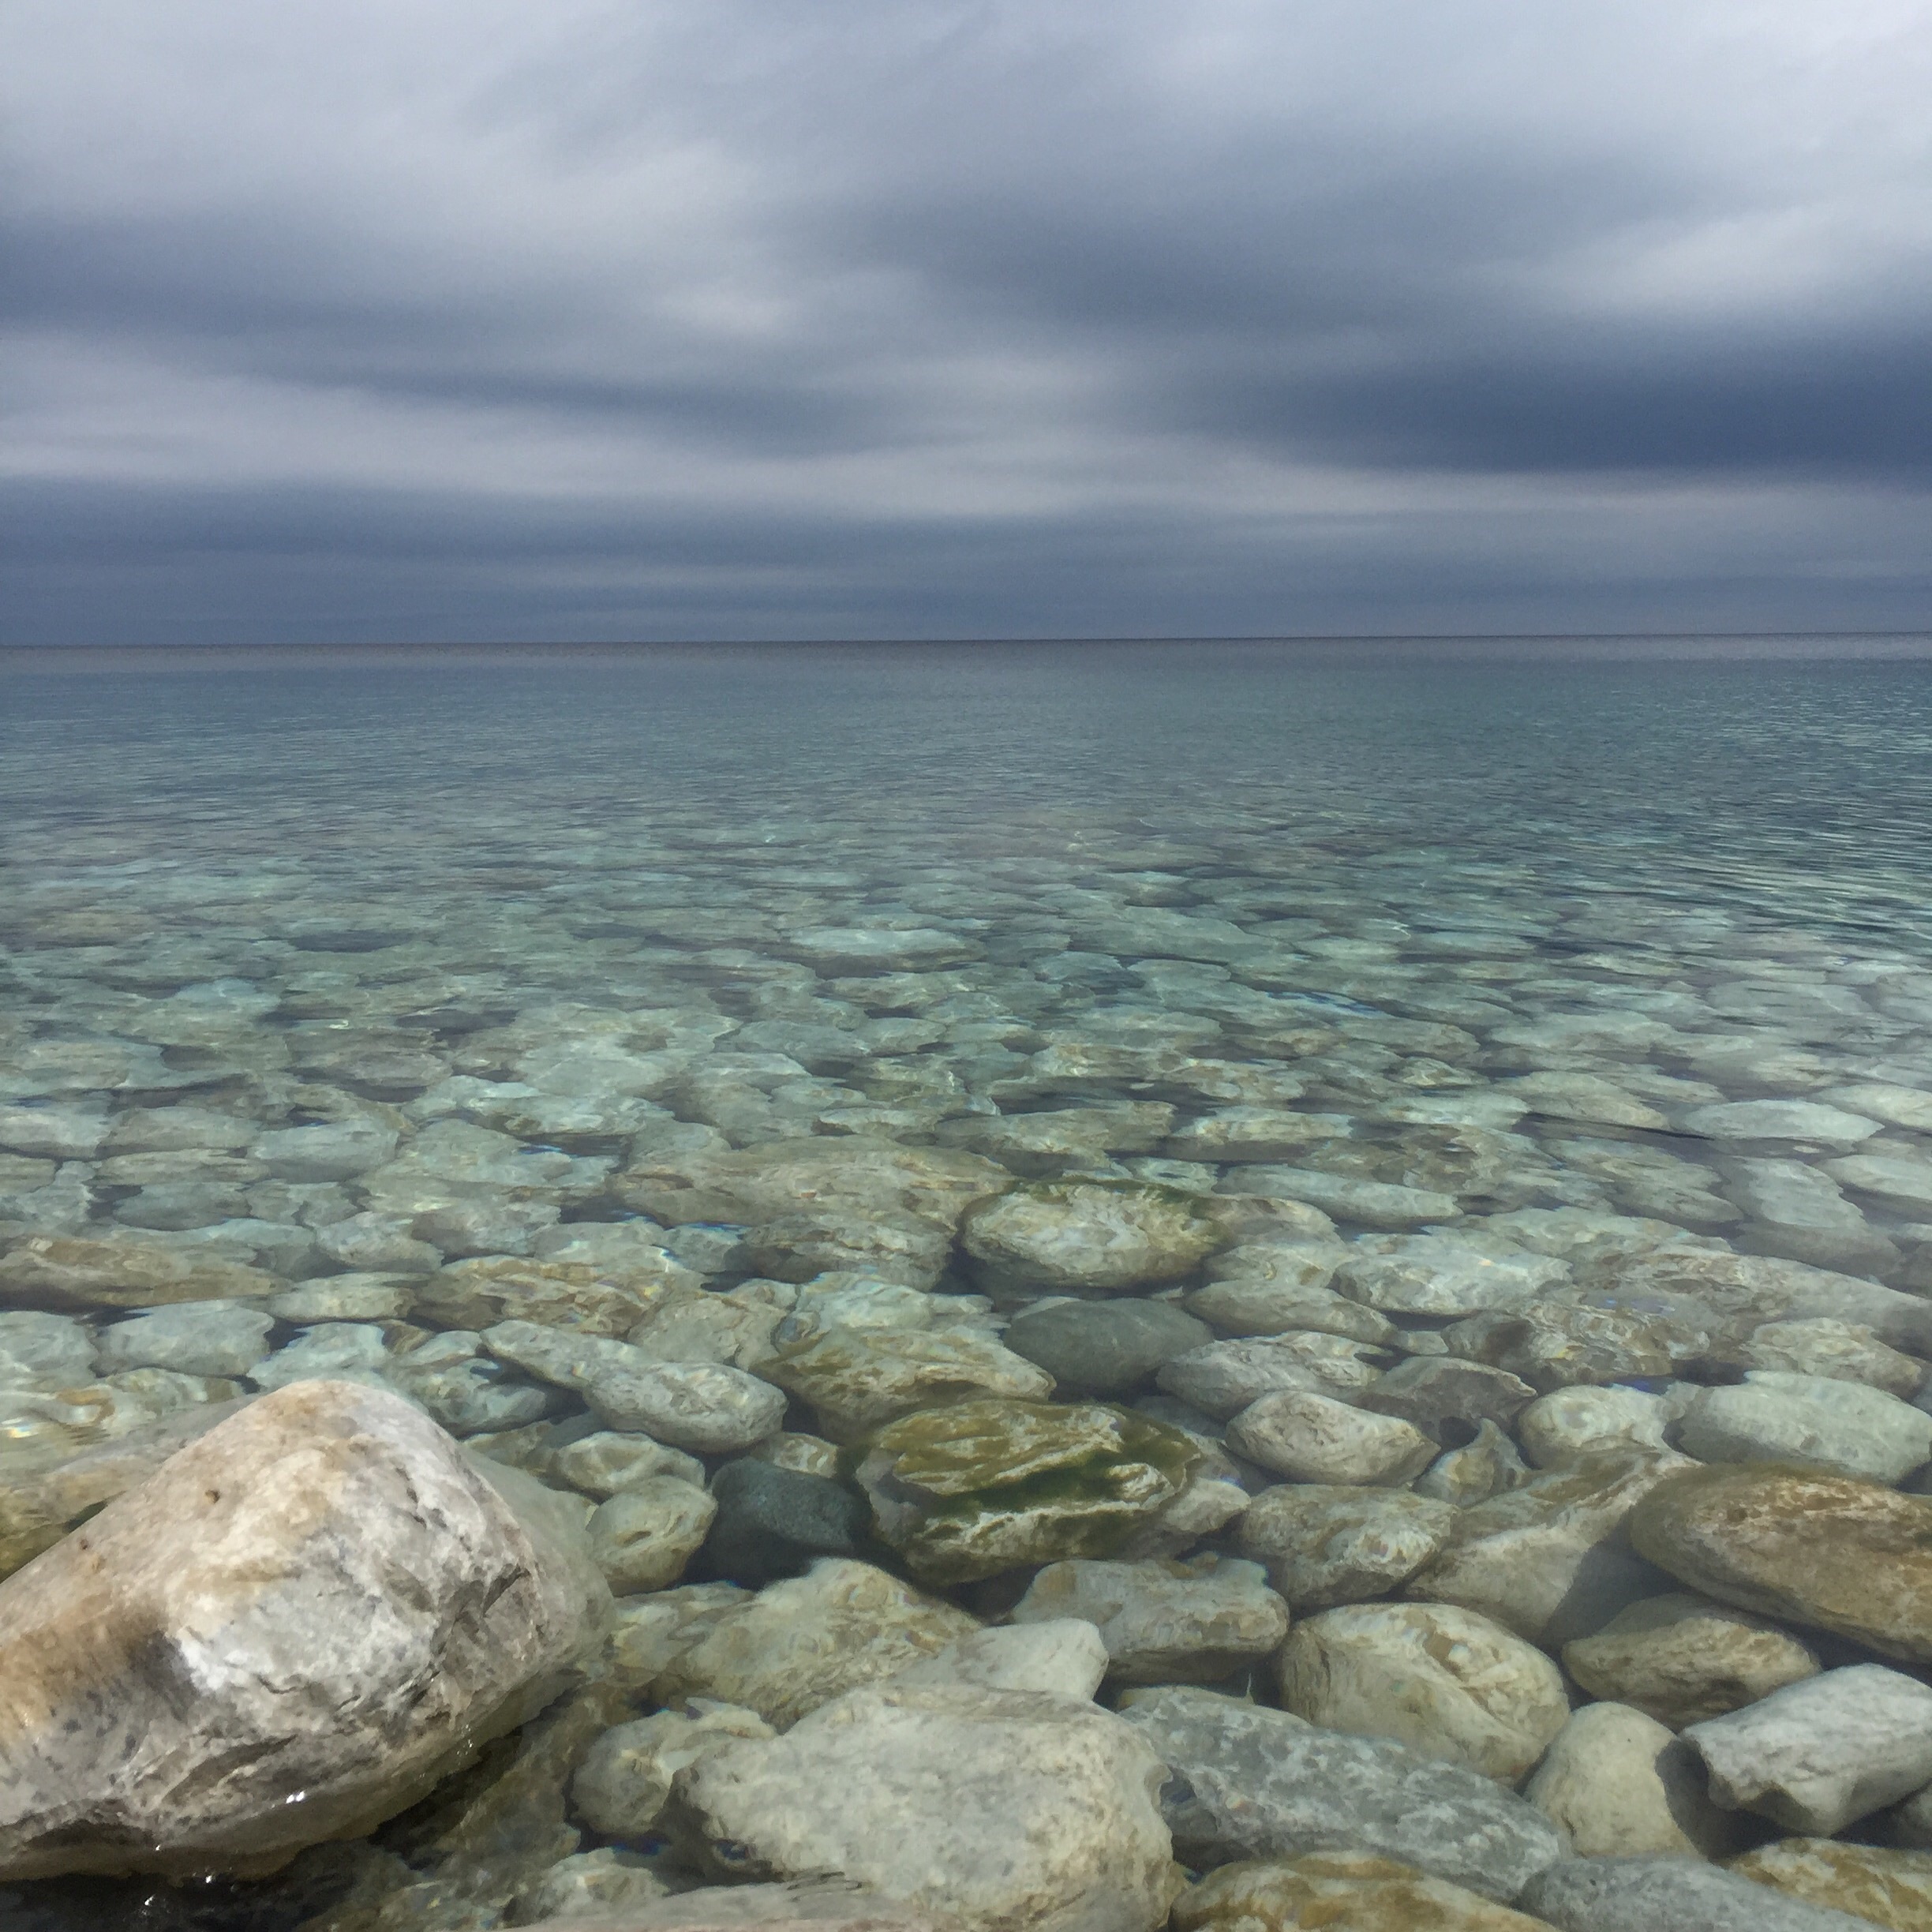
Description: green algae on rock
xmin=852 ymin=1398 xmax=1201 ymax=1583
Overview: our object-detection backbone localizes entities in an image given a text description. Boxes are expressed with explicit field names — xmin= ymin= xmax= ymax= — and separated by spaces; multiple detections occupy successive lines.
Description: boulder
xmin=1560 ymin=1590 xmax=1820 ymax=1728
xmin=0 ymin=1380 xmax=608 ymax=1880
xmin=671 ymin=1681 xmax=1177 ymax=1932
xmin=960 ymin=1180 xmax=1223 ymax=1294
xmin=1117 ymin=1684 xmax=1563 ymax=1901
xmin=1628 ymin=1461 xmax=1932 ymax=1663
xmin=1524 ymin=1702 xmax=1742 ymax=1858
xmin=1520 ymin=1855 xmax=1877 ymax=1932
xmin=1237 ymin=1485 xmax=1457 ymax=1610
xmin=1275 ymin=1603 xmax=1569 ymax=1782
xmin=1172 ymin=1852 xmax=1554 ymax=1932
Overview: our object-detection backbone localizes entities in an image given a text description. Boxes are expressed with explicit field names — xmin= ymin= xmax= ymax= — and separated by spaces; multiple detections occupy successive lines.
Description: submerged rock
xmin=0 ymin=1379 xmax=608 ymax=1881
xmin=960 ymin=1179 xmax=1224 ymax=1294
xmin=1237 ymin=1485 xmax=1456 ymax=1610
xmin=1173 ymin=1852 xmax=1551 ymax=1932
xmin=1521 ymin=1855 xmax=1875 ymax=1932
xmin=1730 ymin=1838 xmax=1932 ymax=1932
xmin=0 ymin=1233 xmax=278 ymax=1309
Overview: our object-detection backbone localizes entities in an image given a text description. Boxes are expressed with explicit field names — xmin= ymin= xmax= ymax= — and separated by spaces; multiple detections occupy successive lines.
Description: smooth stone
xmin=1163 ymin=1109 xmax=1351 ymax=1163
xmin=1276 ymin=1602 xmax=1569 ymax=1782
xmin=1730 ymin=1838 xmax=1932 ymax=1932
xmin=960 ymin=1179 xmax=1223 ymax=1294
xmin=588 ymin=1480 xmax=719 ymax=1593
xmin=889 ymin=1620 xmax=1110 ymax=1700
xmin=1520 ymin=1855 xmax=1878 ymax=1932
xmin=1011 ymin=1556 xmax=1288 ymax=1683
xmin=95 ymin=1300 xmax=275 ymax=1378
xmin=1440 ymin=1297 xmax=1724 ymax=1394
xmin=1414 ymin=1421 xmax=1532 ymax=1506
xmin=653 ymin=1559 xmax=979 ymax=1729
xmin=1562 ymin=1590 xmax=1822 ymax=1728
xmin=605 ymin=1582 xmax=751 ymax=1696
xmin=766 ymin=1327 xmax=1053 ymax=1440
xmin=0 ymin=1234 xmax=278 ymax=1309
xmin=249 ymin=1120 xmax=398 ymax=1182
xmin=1218 ymin=1170 xmax=1460 ymax=1230
xmin=699 ymin=1459 xmax=870 ymax=1587
xmin=628 ymin=1286 xmax=787 ymax=1370
xmin=1159 ymin=1335 xmax=1389 ymax=1417
xmin=1501 ymin=1072 xmax=1670 ymax=1131
xmin=946 ymin=1103 xmax=1177 ymax=1176
xmin=548 ymin=1431 xmax=708 ymax=1498
xmin=266 ymin=1275 xmax=414 ymax=1323
xmin=746 ymin=1431 xmax=842 ymax=1477
xmin=0 ymin=1380 xmax=608 ymax=1880
xmin=1357 ymin=1358 xmax=1537 ymax=1441
xmin=421 ymin=1253 xmax=698 ymax=1339
xmin=1628 ymin=1462 xmax=1932 ymax=1662
xmin=1822 ymin=1152 xmax=1932 ymax=1215
xmin=0 ymin=1310 xmax=95 ymax=1389
xmin=0 ymin=1105 xmax=107 ymax=1160
xmin=1228 ymin=1391 xmax=1435 ymax=1486
xmin=1820 ymin=1084 xmax=1932 ymax=1133
xmin=1003 ymin=1298 xmax=1212 ymax=1397
xmin=1173 ymin=1852 xmax=1551 ymax=1932
xmin=505 ymin=1846 xmax=673 ymax=1924
xmin=1117 ymin=1684 xmax=1563 ymax=1900
xmin=1742 ymin=1319 xmax=1925 ymax=1398
xmin=1406 ymin=1451 xmax=1689 ymax=1648
xmin=571 ymin=1702 xmax=775 ymax=1837
xmin=1334 ymin=1237 xmax=1568 ymax=1319
xmin=1681 ymin=1102 xmax=1881 ymax=1148
xmin=483 ymin=1321 xmax=786 ymax=1452
xmin=520 ymin=1881 xmax=968 ymax=1930
xmin=1517 ymin=1386 xmax=1672 ymax=1467
xmin=1237 ymin=1485 xmax=1457 ymax=1609
xmin=1678 ymin=1371 xmax=1932 ymax=1484
xmin=1523 ymin=1701 xmax=1742 ymax=1858
xmin=672 ymin=1681 xmax=1177 ymax=1932
xmin=853 ymin=1398 xmax=1199 ymax=1585
xmin=250 ymin=1320 xmax=393 ymax=1390
xmin=786 ymin=927 xmax=976 ymax=972
xmin=1683 ymin=1664 xmax=1932 ymax=1835
xmin=1184 ymin=1277 xmax=1395 ymax=1346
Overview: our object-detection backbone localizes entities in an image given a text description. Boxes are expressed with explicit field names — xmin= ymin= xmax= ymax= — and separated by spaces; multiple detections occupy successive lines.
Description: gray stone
xmin=0 ymin=1310 xmax=95 ymax=1389
xmin=1519 ymin=1855 xmax=1878 ymax=1932
xmin=1357 ymin=1358 xmax=1537 ymax=1442
xmin=1218 ymin=1170 xmax=1459 ymax=1230
xmin=95 ymin=1300 xmax=275 ymax=1379
xmin=588 ymin=1480 xmax=719 ymax=1594
xmin=1683 ymin=1664 xmax=1932 ymax=1835
xmin=1117 ymin=1684 xmax=1562 ymax=1900
xmin=1237 ymin=1485 xmax=1457 ymax=1609
xmin=548 ymin=1430 xmax=708 ymax=1498
xmin=960 ymin=1179 xmax=1223 ymax=1294
xmin=1334 ymin=1236 xmax=1568 ymax=1318
xmin=1517 ymin=1386 xmax=1672 ymax=1466
xmin=1159 ymin=1335 xmax=1388 ymax=1417
xmin=700 ymin=1458 xmax=871 ymax=1587
xmin=572 ymin=1702 xmax=776 ymax=1837
xmin=1677 ymin=1370 xmax=1932 ymax=1485
xmin=1003 ymin=1298 xmax=1212 ymax=1397
xmin=1413 ymin=1421 xmax=1532 ymax=1506
xmin=888 ymin=1621 xmax=1110 ymax=1700
xmin=1228 ymin=1391 xmax=1435 ymax=1486
xmin=1681 ymin=1102 xmax=1881 ymax=1148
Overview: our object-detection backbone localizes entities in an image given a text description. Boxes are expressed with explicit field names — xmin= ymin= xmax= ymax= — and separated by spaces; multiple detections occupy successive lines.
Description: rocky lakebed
xmin=6 ymin=651 xmax=1932 ymax=1932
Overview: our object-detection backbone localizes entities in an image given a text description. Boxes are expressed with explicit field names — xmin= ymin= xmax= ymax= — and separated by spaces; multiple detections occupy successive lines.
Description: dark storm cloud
xmin=4 ymin=0 xmax=1930 ymax=642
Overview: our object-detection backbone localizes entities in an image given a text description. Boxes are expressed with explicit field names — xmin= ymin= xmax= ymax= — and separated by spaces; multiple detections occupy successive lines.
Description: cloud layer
xmin=6 ymin=0 xmax=1931 ymax=642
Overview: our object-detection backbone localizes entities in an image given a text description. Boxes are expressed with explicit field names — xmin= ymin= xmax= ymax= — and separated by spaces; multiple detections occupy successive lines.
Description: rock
xmin=1357 ymin=1359 xmax=1537 ymax=1441
xmin=671 ymin=1681 xmax=1177 ymax=1932
xmin=1276 ymin=1603 xmax=1569 ymax=1781
xmin=1003 ymin=1298 xmax=1212 ymax=1396
xmin=889 ymin=1621 xmax=1110 ymax=1700
xmin=572 ymin=1703 xmax=776 ymax=1837
xmin=588 ymin=1481 xmax=719 ymax=1593
xmin=0 ymin=1234 xmax=278 ymax=1309
xmin=1117 ymin=1685 xmax=1562 ymax=1900
xmin=483 ymin=1321 xmax=786 ymax=1452
xmin=505 ymin=1845 xmax=672 ymax=1924
xmin=1228 ymin=1391 xmax=1436 ymax=1486
xmin=747 ymin=1430 xmax=841 ymax=1476
xmin=1503 ymin=1072 xmax=1670 ymax=1131
xmin=251 ymin=1320 xmax=394 ymax=1391
xmin=1628 ymin=1461 xmax=1932 ymax=1662
xmin=268 ymin=1275 xmax=415 ymax=1323
xmin=1520 ymin=1856 xmax=1876 ymax=1932
xmin=1010 ymin=1556 xmax=1288 ymax=1683
xmin=653 ymin=1559 xmax=979 ymax=1728
xmin=1524 ymin=1702 xmax=1741 ymax=1858
xmin=947 ymin=1103 xmax=1177 ymax=1176
xmin=0 ymin=1379 xmax=608 ymax=1880
xmin=1741 ymin=1320 xmax=1925 ymax=1398
xmin=1160 ymin=1334 xmax=1391 ymax=1417
xmin=627 ymin=1286 xmax=788 ymax=1370
xmin=1414 ymin=1421 xmax=1532 ymax=1506
xmin=1184 ymin=1277 xmax=1395 ymax=1346
xmin=95 ymin=1300 xmax=276 ymax=1378
xmin=786 ymin=927 xmax=977 ymax=972
xmin=606 ymin=1582 xmax=751 ymax=1696
xmin=517 ymin=1881 xmax=968 ymax=1930
xmin=1441 ymin=1296 xmax=1724 ymax=1393
xmin=960 ymin=1180 xmax=1223 ymax=1294
xmin=766 ymin=1327 xmax=1053 ymax=1440
xmin=251 ymin=1121 xmax=398 ymax=1183
xmin=1820 ymin=1083 xmax=1932 ymax=1133
xmin=1683 ymin=1664 xmax=1932 ymax=1835
xmin=1406 ymin=1451 xmax=1687 ymax=1647
xmin=418 ymin=1255 xmax=698 ymax=1339
xmin=0 ymin=1309 xmax=95 ymax=1388
xmin=548 ymin=1431 xmax=708 ymax=1498
xmin=1719 ymin=1155 xmax=1900 ymax=1275
xmin=699 ymin=1459 xmax=870 ymax=1587
xmin=1730 ymin=1839 xmax=1932 ymax=1932
xmin=1681 ymin=1102 xmax=1881 ymax=1148
xmin=1677 ymin=1372 xmax=1932 ymax=1485
xmin=1166 ymin=1110 xmax=1352 ymax=1162
xmin=1517 ymin=1387 xmax=1672 ymax=1467
xmin=1561 ymin=1591 xmax=1821 ymax=1727
xmin=853 ymin=1398 xmax=1199 ymax=1584
xmin=1237 ymin=1485 xmax=1457 ymax=1609
xmin=1333 ymin=1237 xmax=1568 ymax=1318
xmin=1173 ymin=1851 xmax=1556 ymax=1932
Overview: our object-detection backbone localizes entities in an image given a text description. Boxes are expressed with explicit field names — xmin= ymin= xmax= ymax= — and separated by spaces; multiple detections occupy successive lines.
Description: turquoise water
xmin=5 ymin=637 xmax=1932 ymax=1927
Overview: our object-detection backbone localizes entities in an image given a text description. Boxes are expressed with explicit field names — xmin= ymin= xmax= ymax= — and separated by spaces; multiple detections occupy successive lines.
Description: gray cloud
xmin=4 ymin=0 xmax=1930 ymax=642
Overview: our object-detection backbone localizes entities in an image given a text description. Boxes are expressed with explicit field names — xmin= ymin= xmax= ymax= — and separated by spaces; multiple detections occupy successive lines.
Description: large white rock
xmin=0 ymin=1380 xmax=608 ymax=1880
xmin=1682 ymin=1664 xmax=1932 ymax=1835
xmin=672 ymin=1680 xmax=1177 ymax=1932
xmin=1275 ymin=1602 xmax=1570 ymax=1782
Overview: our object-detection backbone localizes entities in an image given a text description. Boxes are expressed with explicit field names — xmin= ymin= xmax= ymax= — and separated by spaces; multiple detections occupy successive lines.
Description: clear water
xmin=5 ymin=637 xmax=1932 ymax=1927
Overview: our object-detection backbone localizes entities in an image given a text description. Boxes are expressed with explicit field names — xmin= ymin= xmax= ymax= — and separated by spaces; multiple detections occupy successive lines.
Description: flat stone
xmin=1825 ymin=1152 xmax=1932 ymax=1215
xmin=95 ymin=1300 xmax=275 ymax=1378
xmin=1011 ymin=1556 xmax=1288 ymax=1683
xmin=960 ymin=1180 xmax=1223 ymax=1294
xmin=672 ymin=1681 xmax=1176 ymax=1932
xmin=1218 ymin=1170 xmax=1459 ymax=1230
xmin=1719 ymin=1156 xmax=1900 ymax=1275
xmin=698 ymin=1459 xmax=870 ymax=1587
xmin=0 ymin=1380 xmax=608 ymax=1881
xmin=1743 ymin=1318 xmax=1925 ymax=1398
xmin=1523 ymin=1701 xmax=1742 ymax=1858
xmin=653 ymin=1559 xmax=979 ymax=1729
xmin=1681 ymin=1102 xmax=1881 ymax=1148
xmin=588 ymin=1480 xmax=718 ymax=1593
xmin=0 ymin=1234 xmax=278 ymax=1310
xmin=1003 ymin=1298 xmax=1212 ymax=1397
xmin=0 ymin=1309 xmax=95 ymax=1388
xmin=1173 ymin=1852 xmax=1549 ymax=1932
xmin=1159 ymin=1335 xmax=1390 ymax=1417
xmin=1117 ymin=1684 xmax=1562 ymax=1901
xmin=1357 ymin=1358 xmax=1537 ymax=1441
xmin=1229 ymin=1391 xmax=1435 ymax=1486
xmin=1683 ymin=1664 xmax=1932 ymax=1835
xmin=1561 ymin=1591 xmax=1821 ymax=1728
xmin=1730 ymin=1838 xmax=1932 ymax=1932
xmin=1501 ymin=1072 xmax=1670 ymax=1131
xmin=1276 ymin=1602 xmax=1569 ymax=1781
xmin=572 ymin=1702 xmax=776 ymax=1837
xmin=1237 ymin=1485 xmax=1458 ymax=1609
xmin=1517 ymin=1387 xmax=1672 ymax=1466
xmin=1334 ymin=1237 xmax=1568 ymax=1318
xmin=1820 ymin=1083 xmax=1932 ymax=1133
xmin=1520 ymin=1855 xmax=1877 ymax=1932
xmin=1629 ymin=1461 xmax=1932 ymax=1663
xmin=1678 ymin=1370 xmax=1932 ymax=1484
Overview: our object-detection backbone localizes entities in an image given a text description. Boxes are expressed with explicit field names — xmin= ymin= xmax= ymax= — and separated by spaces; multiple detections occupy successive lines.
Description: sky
xmin=5 ymin=0 xmax=1931 ymax=644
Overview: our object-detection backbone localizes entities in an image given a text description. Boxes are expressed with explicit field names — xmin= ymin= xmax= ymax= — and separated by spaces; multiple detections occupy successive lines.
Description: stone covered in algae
xmin=1173 ymin=1852 xmax=1553 ymax=1932
xmin=960 ymin=1178 xmax=1225 ymax=1295
xmin=853 ymin=1398 xmax=1201 ymax=1583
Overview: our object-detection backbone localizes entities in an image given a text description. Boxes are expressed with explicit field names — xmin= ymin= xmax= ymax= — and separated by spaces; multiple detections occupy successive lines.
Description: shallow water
xmin=6 ymin=637 xmax=1932 ymax=1927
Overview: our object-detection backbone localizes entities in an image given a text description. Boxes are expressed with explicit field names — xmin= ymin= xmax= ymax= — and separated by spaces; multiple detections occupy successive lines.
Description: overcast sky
xmin=6 ymin=0 xmax=1931 ymax=643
